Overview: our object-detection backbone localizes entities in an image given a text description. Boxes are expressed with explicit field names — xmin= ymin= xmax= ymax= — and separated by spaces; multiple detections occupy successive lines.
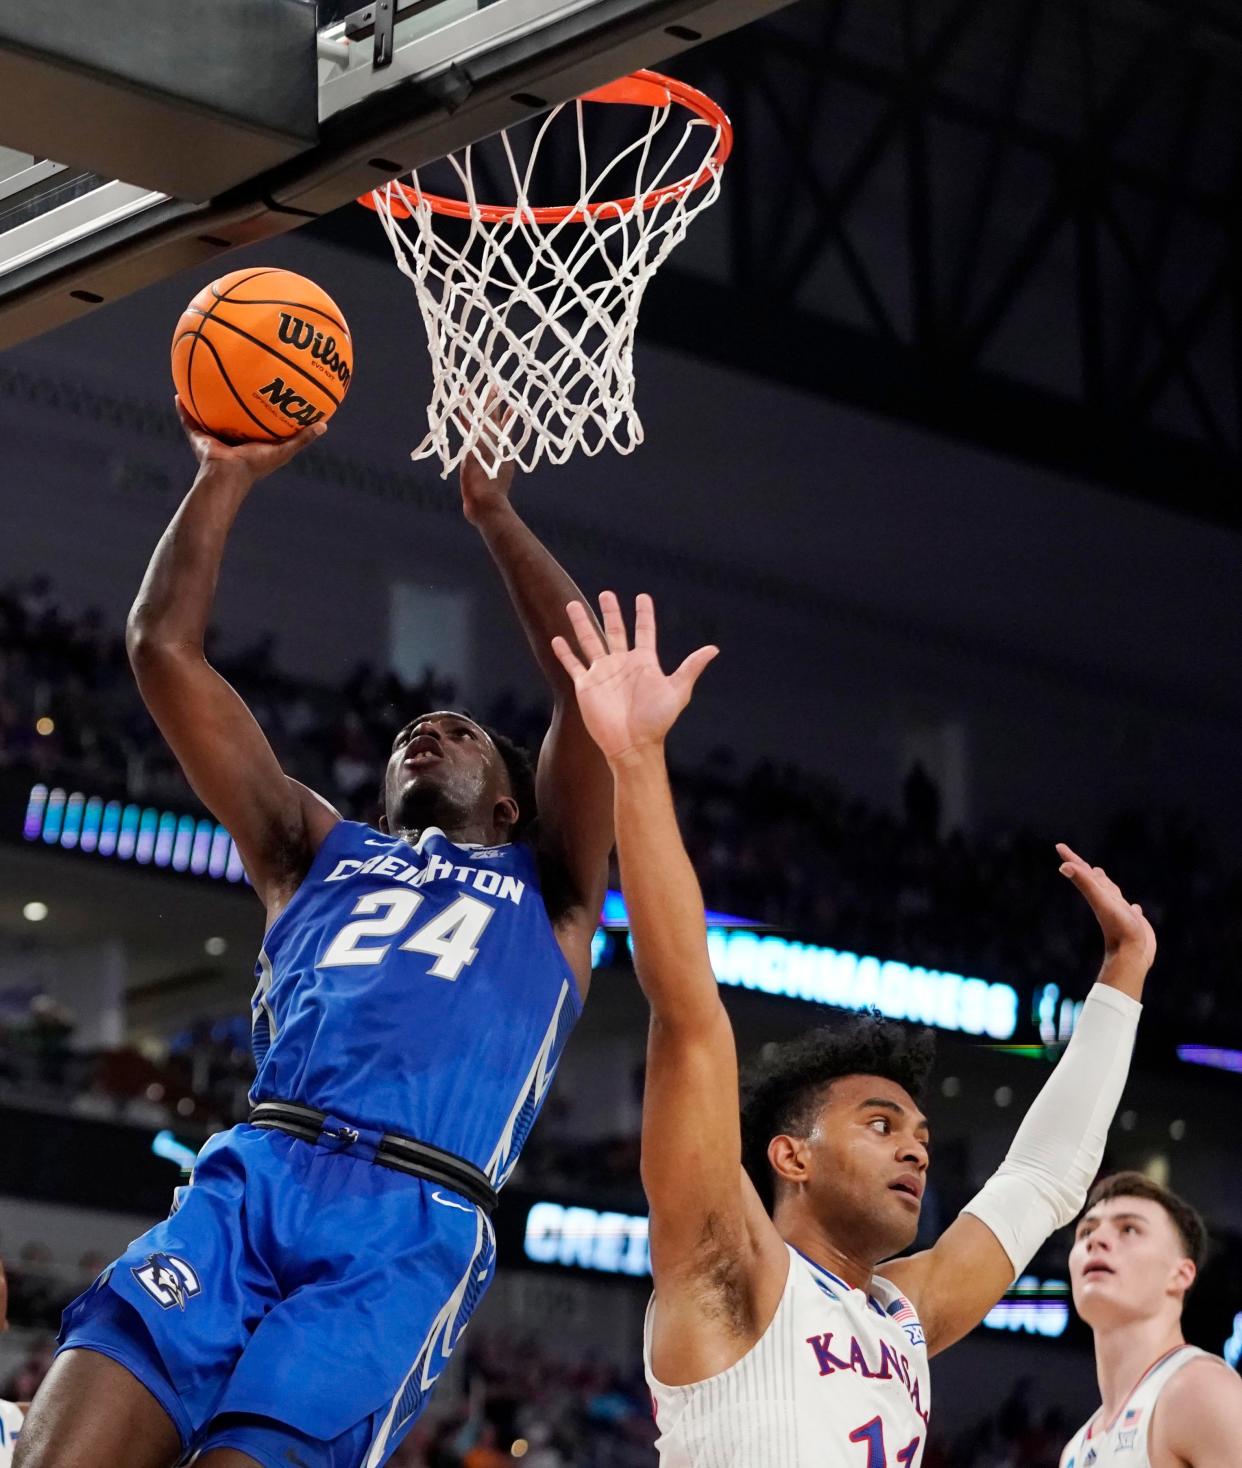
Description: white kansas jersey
xmin=1061 ymin=1345 xmax=1221 ymax=1468
xmin=645 ymin=1245 xmax=930 ymax=1467
xmin=0 ymin=1399 xmax=22 ymax=1467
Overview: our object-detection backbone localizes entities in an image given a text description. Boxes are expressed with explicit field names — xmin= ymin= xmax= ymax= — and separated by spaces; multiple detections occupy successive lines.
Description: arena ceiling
xmin=309 ymin=0 xmax=1242 ymax=524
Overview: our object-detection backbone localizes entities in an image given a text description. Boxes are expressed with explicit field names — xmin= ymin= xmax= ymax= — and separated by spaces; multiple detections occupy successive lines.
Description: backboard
xmin=0 ymin=0 xmax=791 ymax=352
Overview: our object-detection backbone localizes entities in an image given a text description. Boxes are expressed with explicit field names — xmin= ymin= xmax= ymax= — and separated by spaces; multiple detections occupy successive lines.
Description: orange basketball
xmin=171 ymin=268 xmax=353 ymax=442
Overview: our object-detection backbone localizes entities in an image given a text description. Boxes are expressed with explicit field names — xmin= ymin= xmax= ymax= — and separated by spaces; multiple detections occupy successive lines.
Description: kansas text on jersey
xmin=646 ymin=1245 xmax=930 ymax=1467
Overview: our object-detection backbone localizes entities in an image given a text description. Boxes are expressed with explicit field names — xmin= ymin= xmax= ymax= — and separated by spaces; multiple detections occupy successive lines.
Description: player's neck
xmin=1092 ymin=1313 xmax=1185 ymax=1421
xmin=395 ymin=819 xmax=500 ymax=846
xmin=779 ymin=1211 xmax=874 ymax=1294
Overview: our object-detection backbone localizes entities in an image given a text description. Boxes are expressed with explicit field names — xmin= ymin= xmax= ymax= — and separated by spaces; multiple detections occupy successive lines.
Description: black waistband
xmin=248 ymin=1100 xmax=498 ymax=1214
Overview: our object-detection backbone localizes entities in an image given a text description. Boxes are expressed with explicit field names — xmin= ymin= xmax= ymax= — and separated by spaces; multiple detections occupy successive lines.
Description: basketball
xmin=170 ymin=268 xmax=353 ymax=442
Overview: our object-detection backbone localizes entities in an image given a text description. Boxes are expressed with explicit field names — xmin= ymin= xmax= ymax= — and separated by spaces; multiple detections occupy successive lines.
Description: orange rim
xmin=358 ymin=69 xmax=732 ymax=225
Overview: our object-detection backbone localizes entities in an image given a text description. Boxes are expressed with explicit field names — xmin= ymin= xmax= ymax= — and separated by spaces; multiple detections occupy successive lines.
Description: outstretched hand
xmin=551 ymin=592 xmax=717 ymax=764
xmin=459 ymin=394 xmax=517 ymax=523
xmin=176 ymin=397 xmax=325 ymax=483
xmin=1057 ymin=842 xmax=1156 ymax=989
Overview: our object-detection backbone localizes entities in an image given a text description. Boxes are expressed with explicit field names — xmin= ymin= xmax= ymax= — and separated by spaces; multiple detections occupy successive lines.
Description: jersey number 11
xmin=849 ymin=1417 xmax=921 ymax=1467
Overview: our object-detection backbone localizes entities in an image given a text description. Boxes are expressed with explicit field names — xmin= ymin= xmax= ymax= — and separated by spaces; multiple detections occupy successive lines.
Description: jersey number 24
xmin=320 ymin=888 xmax=495 ymax=980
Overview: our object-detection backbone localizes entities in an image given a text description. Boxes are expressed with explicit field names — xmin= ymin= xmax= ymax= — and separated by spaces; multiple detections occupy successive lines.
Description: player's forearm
xmin=127 ymin=462 xmax=251 ymax=655
xmin=962 ymin=983 xmax=1141 ymax=1274
xmin=613 ymin=743 xmax=721 ymax=1025
xmin=470 ymin=501 xmax=594 ymax=696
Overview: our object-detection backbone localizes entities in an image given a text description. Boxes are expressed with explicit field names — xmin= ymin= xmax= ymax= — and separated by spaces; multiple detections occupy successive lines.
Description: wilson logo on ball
xmin=171 ymin=268 xmax=352 ymax=442
xmin=276 ymin=313 xmax=352 ymax=385
xmin=257 ymin=376 xmax=327 ymax=428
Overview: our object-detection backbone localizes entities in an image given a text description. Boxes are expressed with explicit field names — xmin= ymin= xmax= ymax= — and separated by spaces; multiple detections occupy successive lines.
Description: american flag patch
xmin=1123 ymin=1409 xmax=1143 ymax=1426
xmin=887 ymin=1296 xmax=919 ymax=1325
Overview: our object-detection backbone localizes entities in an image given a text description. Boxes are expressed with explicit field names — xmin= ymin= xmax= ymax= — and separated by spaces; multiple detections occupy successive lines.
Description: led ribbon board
xmin=982 ymin=1278 xmax=1069 ymax=1338
xmin=523 ymin=1199 xmax=651 ymax=1278
xmin=704 ymin=928 xmax=1018 ymax=1040
xmin=24 ymin=783 xmax=246 ymax=880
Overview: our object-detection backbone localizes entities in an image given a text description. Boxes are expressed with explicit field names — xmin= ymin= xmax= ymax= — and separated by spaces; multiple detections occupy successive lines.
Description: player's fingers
xmin=634 ymin=593 xmax=657 ymax=653
xmin=1058 ymin=860 xmax=1101 ymax=901
xmin=550 ymin=635 xmax=586 ymax=683
xmin=1055 ymin=841 xmax=1085 ymax=866
xmin=599 ymin=590 xmax=629 ymax=654
xmin=566 ymin=600 xmax=607 ymax=662
xmin=289 ymin=421 xmax=329 ymax=452
xmin=671 ymin=645 xmax=719 ymax=697
xmin=174 ymin=396 xmax=209 ymax=440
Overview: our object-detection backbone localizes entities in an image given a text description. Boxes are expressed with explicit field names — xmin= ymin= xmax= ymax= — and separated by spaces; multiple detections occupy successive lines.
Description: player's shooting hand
xmin=176 ymin=397 xmax=326 ymax=483
xmin=551 ymin=592 xmax=717 ymax=765
xmin=459 ymin=394 xmax=517 ymax=523
xmin=1057 ymin=842 xmax=1156 ymax=994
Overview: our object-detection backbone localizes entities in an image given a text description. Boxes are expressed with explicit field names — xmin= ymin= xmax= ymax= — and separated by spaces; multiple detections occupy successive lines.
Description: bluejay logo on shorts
xmin=132 ymin=1252 xmax=202 ymax=1311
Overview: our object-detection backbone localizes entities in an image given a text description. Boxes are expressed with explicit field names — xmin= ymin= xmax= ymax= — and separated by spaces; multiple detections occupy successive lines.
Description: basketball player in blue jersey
xmin=15 ymin=405 xmax=613 ymax=1468
xmin=553 ymin=592 xmax=1156 ymax=1467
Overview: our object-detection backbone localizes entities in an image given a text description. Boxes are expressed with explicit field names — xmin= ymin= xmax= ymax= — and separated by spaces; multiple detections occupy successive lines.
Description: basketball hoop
xmin=359 ymin=71 xmax=732 ymax=475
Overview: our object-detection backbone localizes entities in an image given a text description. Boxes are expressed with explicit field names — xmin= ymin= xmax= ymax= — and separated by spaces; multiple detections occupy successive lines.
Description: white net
xmin=368 ymin=76 xmax=727 ymax=475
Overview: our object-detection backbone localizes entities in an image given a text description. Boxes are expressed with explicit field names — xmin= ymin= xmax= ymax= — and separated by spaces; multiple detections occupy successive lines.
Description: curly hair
xmin=479 ymin=722 xmax=538 ymax=841
xmin=740 ymin=1014 xmax=936 ymax=1211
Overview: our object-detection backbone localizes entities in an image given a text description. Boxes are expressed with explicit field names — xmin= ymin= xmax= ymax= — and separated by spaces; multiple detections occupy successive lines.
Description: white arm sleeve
xmin=961 ymin=983 xmax=1141 ymax=1277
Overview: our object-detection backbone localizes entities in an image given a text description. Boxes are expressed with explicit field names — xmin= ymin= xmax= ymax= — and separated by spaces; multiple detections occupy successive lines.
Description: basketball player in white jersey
xmin=1 ymin=1259 xmax=28 ymax=1466
xmin=1062 ymin=1173 xmax=1242 ymax=1468
xmin=552 ymin=591 xmax=1155 ymax=1467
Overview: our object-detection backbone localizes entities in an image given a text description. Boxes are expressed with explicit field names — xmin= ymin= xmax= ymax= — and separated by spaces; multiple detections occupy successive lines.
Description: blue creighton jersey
xmin=251 ymin=820 xmax=582 ymax=1185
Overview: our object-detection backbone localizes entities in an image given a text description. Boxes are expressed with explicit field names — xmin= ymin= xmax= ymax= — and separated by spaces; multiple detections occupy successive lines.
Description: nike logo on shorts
xmin=432 ymin=1191 xmax=474 ymax=1213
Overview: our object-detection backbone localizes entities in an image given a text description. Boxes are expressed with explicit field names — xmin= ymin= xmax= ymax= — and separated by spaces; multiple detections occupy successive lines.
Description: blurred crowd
xmin=4 ymin=572 xmax=1242 ymax=1053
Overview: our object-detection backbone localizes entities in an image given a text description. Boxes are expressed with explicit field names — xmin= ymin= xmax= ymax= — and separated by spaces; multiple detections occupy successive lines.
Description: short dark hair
xmin=740 ymin=1014 xmax=936 ymax=1211
xmin=1083 ymin=1171 xmax=1207 ymax=1270
xmin=480 ymin=723 xmax=538 ymax=841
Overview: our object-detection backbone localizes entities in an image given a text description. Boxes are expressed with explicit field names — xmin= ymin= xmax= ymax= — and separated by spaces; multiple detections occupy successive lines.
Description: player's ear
xmin=768 ymin=1134 xmax=810 ymax=1190
xmin=377 ymin=811 xmax=391 ymax=834
xmin=1173 ymin=1256 xmax=1197 ymax=1295
xmin=494 ymin=794 xmax=519 ymax=837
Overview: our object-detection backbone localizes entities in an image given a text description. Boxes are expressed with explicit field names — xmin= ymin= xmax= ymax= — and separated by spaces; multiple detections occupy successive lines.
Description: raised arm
xmin=460 ymin=443 xmax=613 ymax=983
xmin=126 ymin=403 xmax=339 ymax=916
xmin=884 ymin=846 xmax=1154 ymax=1355
xmin=552 ymin=594 xmax=788 ymax=1383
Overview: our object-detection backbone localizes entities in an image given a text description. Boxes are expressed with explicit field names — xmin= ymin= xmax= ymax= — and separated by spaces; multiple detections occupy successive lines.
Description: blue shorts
xmin=57 ymin=1122 xmax=496 ymax=1468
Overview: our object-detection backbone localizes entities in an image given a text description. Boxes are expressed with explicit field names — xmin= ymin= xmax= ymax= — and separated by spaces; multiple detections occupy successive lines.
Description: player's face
xmin=1069 ymin=1197 xmax=1195 ymax=1328
xmin=383 ymin=712 xmax=512 ymax=834
xmin=799 ymin=1075 xmax=929 ymax=1261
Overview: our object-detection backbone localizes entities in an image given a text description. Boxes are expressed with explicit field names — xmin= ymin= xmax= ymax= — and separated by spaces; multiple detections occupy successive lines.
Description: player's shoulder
xmin=1160 ymin=1351 xmax=1242 ymax=1409
xmin=1155 ymin=1351 xmax=1242 ymax=1458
